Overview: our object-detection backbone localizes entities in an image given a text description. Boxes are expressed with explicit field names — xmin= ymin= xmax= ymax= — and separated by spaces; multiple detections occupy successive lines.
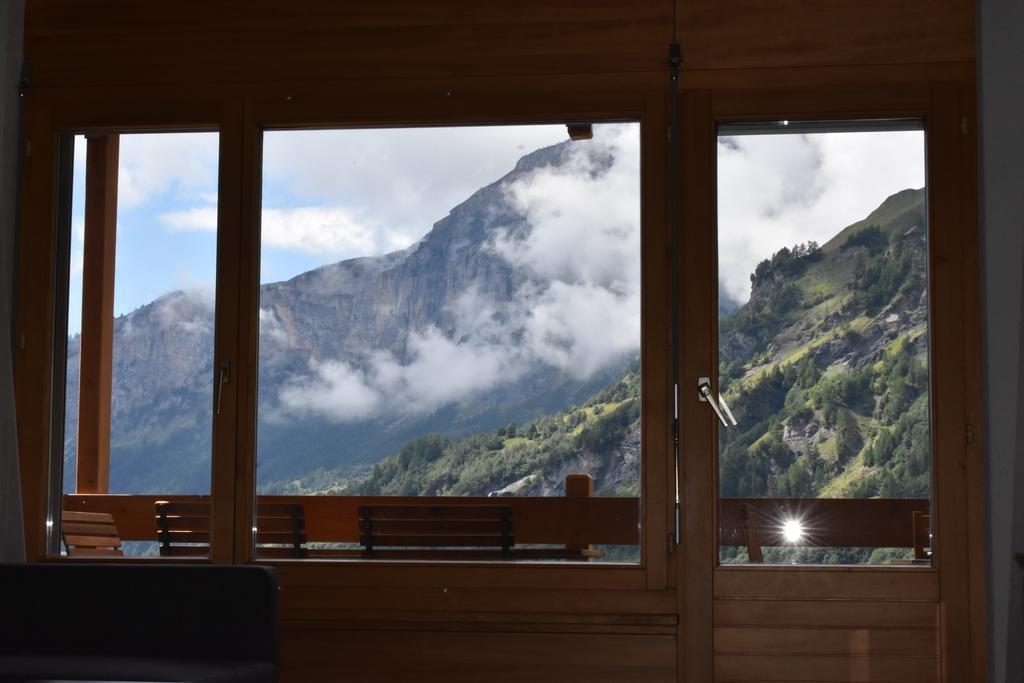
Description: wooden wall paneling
xmin=926 ymin=82 xmax=974 ymax=682
xmin=678 ymin=0 xmax=973 ymax=71
xmin=714 ymin=626 xmax=939 ymax=656
xmin=14 ymin=104 xmax=58 ymax=561
xmin=273 ymin=559 xmax=649 ymax=593
xmin=714 ymin=599 xmax=939 ymax=630
xmin=75 ymin=134 xmax=118 ymax=494
xmin=249 ymin=90 xmax=648 ymax=132
xmin=714 ymin=567 xmax=939 ymax=602
xmin=678 ymin=62 xmax=976 ymax=92
xmin=24 ymin=0 xmax=673 ymax=89
xmin=23 ymin=0 xmax=975 ymax=91
xmin=679 ymin=87 xmax=716 ymax=683
xmin=714 ymin=653 xmax=940 ymax=683
xmin=279 ymin=585 xmax=676 ymax=622
xmin=708 ymin=83 xmax=933 ymax=120
xmin=280 ymin=629 xmax=676 ymax=683
xmin=713 ymin=596 xmax=941 ymax=682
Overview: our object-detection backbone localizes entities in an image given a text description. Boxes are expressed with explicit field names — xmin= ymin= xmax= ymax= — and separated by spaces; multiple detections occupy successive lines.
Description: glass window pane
xmin=255 ymin=123 xmax=642 ymax=562
xmin=60 ymin=132 xmax=219 ymax=558
xmin=716 ymin=124 xmax=931 ymax=565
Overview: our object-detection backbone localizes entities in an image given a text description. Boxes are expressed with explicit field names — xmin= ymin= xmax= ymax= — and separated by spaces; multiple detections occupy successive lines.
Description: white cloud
xmin=278 ymin=360 xmax=384 ymax=422
xmin=160 ymin=207 xmax=217 ymax=232
xmin=717 ymin=130 xmax=925 ymax=304
xmin=261 ymin=207 xmax=389 ymax=256
xmin=160 ymin=205 xmax=417 ymax=258
xmin=259 ymin=308 xmax=289 ymax=346
xmin=116 ymin=132 xmax=219 ymax=211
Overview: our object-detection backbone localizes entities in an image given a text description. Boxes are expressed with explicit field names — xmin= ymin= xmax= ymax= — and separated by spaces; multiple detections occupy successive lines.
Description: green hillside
xmin=282 ymin=359 xmax=641 ymax=499
xmin=718 ymin=188 xmax=929 ymax=563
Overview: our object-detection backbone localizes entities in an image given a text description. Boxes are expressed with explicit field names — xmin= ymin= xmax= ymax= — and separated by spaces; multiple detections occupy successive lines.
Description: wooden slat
xmin=714 ymin=626 xmax=938 ymax=657
xmin=720 ymin=498 xmax=929 ymax=548
xmin=65 ymin=547 xmax=124 ymax=557
xmin=256 ymin=531 xmax=306 ymax=544
xmin=713 ymin=653 xmax=939 ymax=682
xmin=257 ymin=503 xmax=305 ymax=517
xmin=679 ymin=0 xmax=972 ymax=71
xmin=364 ymin=520 xmax=508 ymax=535
xmin=257 ymin=546 xmax=309 ymax=559
xmin=361 ymin=534 xmax=510 ymax=548
xmin=61 ymin=510 xmax=117 ymax=524
xmin=60 ymin=522 xmax=119 ymax=537
xmin=153 ymin=516 xmax=210 ymax=532
xmin=340 ymin=548 xmax=595 ymax=562
xmin=714 ymin=567 xmax=939 ymax=601
xmin=282 ymin=629 xmax=676 ymax=682
xmin=714 ymin=599 xmax=938 ymax=630
xmin=160 ymin=531 xmax=211 ymax=544
xmin=63 ymin=533 xmax=122 ymax=548
xmin=361 ymin=505 xmax=511 ymax=520
xmin=157 ymin=545 xmax=210 ymax=557
xmin=155 ymin=501 xmax=211 ymax=517
xmin=257 ymin=517 xmax=304 ymax=533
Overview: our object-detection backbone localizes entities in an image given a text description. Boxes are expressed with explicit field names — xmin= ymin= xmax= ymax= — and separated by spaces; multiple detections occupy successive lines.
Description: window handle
xmin=216 ymin=361 xmax=230 ymax=416
xmin=698 ymin=378 xmax=738 ymax=428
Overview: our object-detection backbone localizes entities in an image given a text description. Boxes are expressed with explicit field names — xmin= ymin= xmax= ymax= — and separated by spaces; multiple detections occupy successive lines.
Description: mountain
xmin=62 ymin=135 xmax=638 ymax=494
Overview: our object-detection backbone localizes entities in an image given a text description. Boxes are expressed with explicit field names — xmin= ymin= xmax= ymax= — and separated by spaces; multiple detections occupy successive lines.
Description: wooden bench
xmin=155 ymin=501 xmax=308 ymax=558
xmin=61 ymin=510 xmax=123 ymax=557
xmin=357 ymin=503 xmax=601 ymax=561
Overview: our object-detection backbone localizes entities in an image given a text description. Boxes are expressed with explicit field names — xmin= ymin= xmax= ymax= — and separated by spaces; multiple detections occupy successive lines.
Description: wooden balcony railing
xmin=61 ymin=486 xmax=930 ymax=561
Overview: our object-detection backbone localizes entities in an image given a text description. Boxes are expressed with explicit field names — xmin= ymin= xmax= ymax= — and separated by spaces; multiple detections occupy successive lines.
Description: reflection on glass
xmin=716 ymin=125 xmax=931 ymax=565
xmin=255 ymin=123 xmax=641 ymax=562
xmin=60 ymin=132 xmax=219 ymax=558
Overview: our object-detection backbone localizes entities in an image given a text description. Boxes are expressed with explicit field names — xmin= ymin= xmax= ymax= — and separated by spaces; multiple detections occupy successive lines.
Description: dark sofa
xmin=0 ymin=564 xmax=278 ymax=683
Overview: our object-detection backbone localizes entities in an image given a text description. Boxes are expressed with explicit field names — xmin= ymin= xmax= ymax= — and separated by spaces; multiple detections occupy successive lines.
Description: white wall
xmin=0 ymin=0 xmax=24 ymax=564
xmin=979 ymin=0 xmax=1024 ymax=680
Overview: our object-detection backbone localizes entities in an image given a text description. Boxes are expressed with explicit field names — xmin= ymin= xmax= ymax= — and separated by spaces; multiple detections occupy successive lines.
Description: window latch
xmin=698 ymin=378 xmax=737 ymax=428
xmin=216 ymin=361 xmax=230 ymax=416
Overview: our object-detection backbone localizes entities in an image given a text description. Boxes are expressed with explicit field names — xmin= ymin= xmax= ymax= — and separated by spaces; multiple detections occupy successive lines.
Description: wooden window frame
xmin=17 ymin=89 xmax=677 ymax=596
xmin=14 ymin=92 xmax=236 ymax=564
xmin=678 ymin=82 xmax=984 ymax=682
xmin=234 ymin=91 xmax=672 ymax=596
